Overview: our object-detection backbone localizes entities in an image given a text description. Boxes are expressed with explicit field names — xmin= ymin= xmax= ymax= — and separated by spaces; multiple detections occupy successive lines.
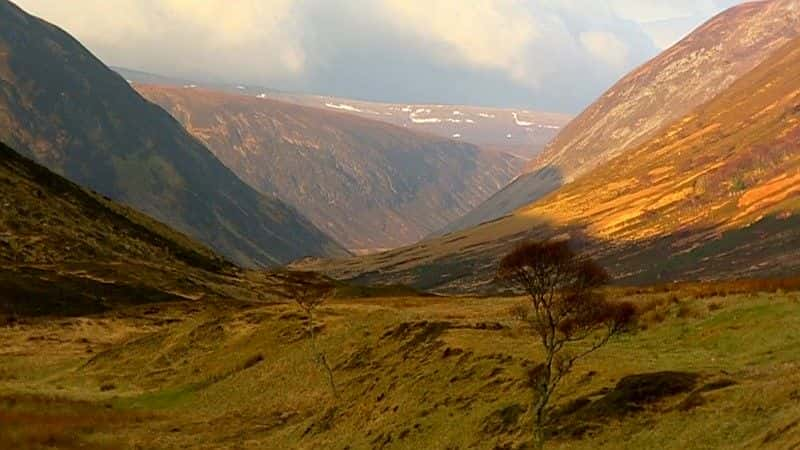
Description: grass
xmin=1 ymin=285 xmax=799 ymax=449
xmin=0 ymin=394 xmax=150 ymax=450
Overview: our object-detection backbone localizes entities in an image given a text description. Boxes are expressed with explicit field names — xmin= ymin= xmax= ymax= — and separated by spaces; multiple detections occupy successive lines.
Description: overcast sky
xmin=15 ymin=0 xmax=745 ymax=112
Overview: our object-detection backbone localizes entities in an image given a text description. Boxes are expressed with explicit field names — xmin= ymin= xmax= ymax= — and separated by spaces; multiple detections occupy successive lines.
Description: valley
xmin=2 ymin=284 xmax=799 ymax=449
xmin=134 ymin=85 xmax=524 ymax=252
xmin=2 ymin=1 xmax=800 ymax=449
xmin=304 ymin=32 xmax=800 ymax=293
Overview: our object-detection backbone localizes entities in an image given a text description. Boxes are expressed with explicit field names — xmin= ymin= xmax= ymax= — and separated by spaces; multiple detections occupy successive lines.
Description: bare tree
xmin=290 ymin=274 xmax=339 ymax=399
xmin=497 ymin=241 xmax=635 ymax=449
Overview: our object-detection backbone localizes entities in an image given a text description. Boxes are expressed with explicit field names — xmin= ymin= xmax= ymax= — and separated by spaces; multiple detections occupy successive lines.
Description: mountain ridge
xmin=0 ymin=0 xmax=348 ymax=267
xmin=115 ymin=66 xmax=571 ymax=160
xmin=136 ymin=84 xmax=524 ymax=252
xmin=439 ymin=0 xmax=800 ymax=235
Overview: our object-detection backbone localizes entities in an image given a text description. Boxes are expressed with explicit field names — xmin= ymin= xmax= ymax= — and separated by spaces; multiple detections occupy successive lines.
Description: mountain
xmin=0 ymin=140 xmax=228 ymax=315
xmin=0 ymin=0 xmax=347 ymax=267
xmin=441 ymin=0 xmax=800 ymax=235
xmin=135 ymin=84 xmax=524 ymax=253
xmin=115 ymin=67 xmax=571 ymax=160
xmin=300 ymin=34 xmax=800 ymax=292
xmin=0 ymin=140 xmax=225 ymax=270
xmin=252 ymin=96 xmax=570 ymax=160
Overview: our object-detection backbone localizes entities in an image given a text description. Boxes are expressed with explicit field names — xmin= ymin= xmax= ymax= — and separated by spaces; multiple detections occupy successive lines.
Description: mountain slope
xmin=441 ymin=0 xmax=800 ymax=234
xmin=302 ymin=34 xmax=800 ymax=292
xmin=0 ymin=141 xmax=225 ymax=270
xmin=115 ymin=67 xmax=571 ymax=160
xmin=135 ymin=85 xmax=524 ymax=252
xmin=0 ymin=0 xmax=347 ymax=267
xmin=0 ymin=140 xmax=231 ymax=315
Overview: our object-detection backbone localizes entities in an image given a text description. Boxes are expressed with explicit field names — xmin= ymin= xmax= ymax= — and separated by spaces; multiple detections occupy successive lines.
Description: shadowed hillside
xmin=136 ymin=85 xmax=524 ymax=252
xmin=0 ymin=0 xmax=347 ymax=267
xmin=0 ymin=140 xmax=230 ymax=316
xmin=302 ymin=34 xmax=800 ymax=292
xmin=0 ymin=140 xmax=363 ymax=319
xmin=442 ymin=0 xmax=800 ymax=234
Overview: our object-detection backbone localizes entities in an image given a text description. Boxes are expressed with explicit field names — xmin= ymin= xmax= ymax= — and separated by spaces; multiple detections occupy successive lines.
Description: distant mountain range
xmin=0 ymin=0 xmax=348 ymax=267
xmin=301 ymin=3 xmax=800 ymax=292
xmin=135 ymin=84 xmax=523 ymax=252
xmin=114 ymin=67 xmax=571 ymax=160
xmin=440 ymin=0 xmax=800 ymax=235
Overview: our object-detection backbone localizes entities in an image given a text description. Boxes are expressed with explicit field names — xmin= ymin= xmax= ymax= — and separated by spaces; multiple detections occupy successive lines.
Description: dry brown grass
xmin=0 ymin=395 xmax=150 ymax=450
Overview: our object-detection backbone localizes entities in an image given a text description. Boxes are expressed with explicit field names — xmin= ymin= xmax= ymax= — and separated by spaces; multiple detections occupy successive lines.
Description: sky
xmin=15 ymin=0 xmax=745 ymax=113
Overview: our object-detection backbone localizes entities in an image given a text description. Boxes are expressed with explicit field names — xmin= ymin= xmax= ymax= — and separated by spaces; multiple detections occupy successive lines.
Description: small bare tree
xmin=497 ymin=241 xmax=635 ymax=449
xmin=291 ymin=275 xmax=338 ymax=399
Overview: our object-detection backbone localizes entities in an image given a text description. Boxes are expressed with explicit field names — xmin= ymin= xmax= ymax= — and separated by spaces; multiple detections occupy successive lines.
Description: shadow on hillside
xmin=432 ymin=165 xmax=565 ymax=237
xmin=348 ymin=211 xmax=800 ymax=294
xmin=0 ymin=267 xmax=188 ymax=318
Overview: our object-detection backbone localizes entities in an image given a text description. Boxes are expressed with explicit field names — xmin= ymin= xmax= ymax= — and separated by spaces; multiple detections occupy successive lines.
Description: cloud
xmin=17 ymin=0 xmax=305 ymax=79
xmin=379 ymin=0 xmax=540 ymax=82
xmin=579 ymin=31 xmax=630 ymax=70
xmin=13 ymin=0 xmax=740 ymax=112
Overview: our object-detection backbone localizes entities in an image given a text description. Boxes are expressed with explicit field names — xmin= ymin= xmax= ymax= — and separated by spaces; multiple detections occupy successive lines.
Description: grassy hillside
xmin=1 ymin=284 xmax=798 ymax=449
xmin=304 ymin=35 xmax=800 ymax=292
xmin=136 ymin=84 xmax=523 ymax=252
xmin=0 ymin=0 xmax=347 ymax=267
xmin=443 ymin=0 xmax=800 ymax=234
xmin=0 ymin=141 xmax=346 ymax=320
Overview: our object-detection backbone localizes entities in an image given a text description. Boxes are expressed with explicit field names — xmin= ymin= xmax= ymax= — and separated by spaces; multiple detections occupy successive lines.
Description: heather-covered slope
xmin=302 ymin=35 xmax=800 ymax=292
xmin=0 ymin=0 xmax=347 ymax=267
xmin=136 ymin=85 xmax=523 ymax=252
xmin=442 ymin=0 xmax=800 ymax=234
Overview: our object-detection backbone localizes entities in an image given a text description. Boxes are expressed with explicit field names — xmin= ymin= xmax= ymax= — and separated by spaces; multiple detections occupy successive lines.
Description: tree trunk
xmin=306 ymin=308 xmax=337 ymax=400
xmin=320 ymin=354 xmax=338 ymax=399
xmin=532 ymin=356 xmax=553 ymax=449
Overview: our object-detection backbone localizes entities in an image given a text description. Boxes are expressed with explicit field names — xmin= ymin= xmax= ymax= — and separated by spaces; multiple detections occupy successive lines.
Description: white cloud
xmin=17 ymin=0 xmax=305 ymax=77
xmin=12 ymin=0 xmax=741 ymax=111
xmin=579 ymin=31 xmax=629 ymax=70
xmin=379 ymin=0 xmax=540 ymax=82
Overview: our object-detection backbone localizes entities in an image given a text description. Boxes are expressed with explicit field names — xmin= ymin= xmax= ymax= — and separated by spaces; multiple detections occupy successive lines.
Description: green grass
xmin=1 ymin=290 xmax=799 ymax=449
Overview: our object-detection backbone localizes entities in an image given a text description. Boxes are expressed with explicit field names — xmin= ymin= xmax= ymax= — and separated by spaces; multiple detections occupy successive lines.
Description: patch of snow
xmin=401 ymin=106 xmax=412 ymax=112
xmin=236 ymin=85 xmax=246 ymax=90
xmin=512 ymin=112 xmax=534 ymax=127
xmin=256 ymin=93 xmax=268 ymax=99
xmin=445 ymin=118 xmax=462 ymax=123
xmin=538 ymin=124 xmax=561 ymax=130
xmin=452 ymin=133 xmax=462 ymax=138
xmin=326 ymin=103 xmax=363 ymax=113
xmin=411 ymin=117 xmax=442 ymax=124
xmin=478 ymin=113 xmax=495 ymax=118
xmin=465 ymin=119 xmax=475 ymax=124
xmin=453 ymin=111 xmax=463 ymax=116
xmin=506 ymin=133 xmax=513 ymax=139
xmin=183 ymin=84 xmax=197 ymax=89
